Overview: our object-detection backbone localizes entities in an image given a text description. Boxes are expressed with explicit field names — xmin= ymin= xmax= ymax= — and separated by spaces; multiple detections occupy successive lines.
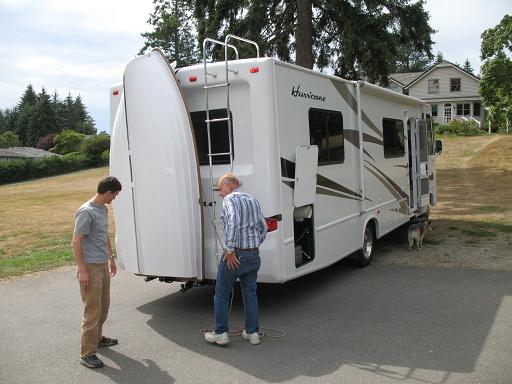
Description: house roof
xmin=0 ymin=147 xmax=60 ymax=158
xmin=389 ymin=72 xmax=423 ymax=87
xmin=389 ymin=61 xmax=480 ymax=89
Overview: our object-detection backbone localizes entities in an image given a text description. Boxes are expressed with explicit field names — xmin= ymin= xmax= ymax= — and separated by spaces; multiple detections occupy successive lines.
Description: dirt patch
xmin=373 ymin=134 xmax=512 ymax=271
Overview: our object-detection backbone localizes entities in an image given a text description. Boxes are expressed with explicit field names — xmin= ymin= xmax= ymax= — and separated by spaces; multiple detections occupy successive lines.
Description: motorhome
xmin=110 ymin=35 xmax=441 ymax=285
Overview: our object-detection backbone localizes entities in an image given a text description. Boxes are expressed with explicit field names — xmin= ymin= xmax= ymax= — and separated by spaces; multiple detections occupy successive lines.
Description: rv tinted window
xmin=190 ymin=109 xmax=234 ymax=165
xmin=309 ymin=108 xmax=344 ymax=165
xmin=383 ymin=118 xmax=405 ymax=158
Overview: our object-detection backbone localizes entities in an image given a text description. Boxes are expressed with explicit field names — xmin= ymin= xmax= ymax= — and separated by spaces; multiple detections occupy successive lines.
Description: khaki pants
xmin=79 ymin=263 xmax=110 ymax=358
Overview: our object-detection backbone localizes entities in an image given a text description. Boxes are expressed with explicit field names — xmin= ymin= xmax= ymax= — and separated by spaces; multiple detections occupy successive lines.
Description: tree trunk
xmin=296 ymin=0 xmax=313 ymax=69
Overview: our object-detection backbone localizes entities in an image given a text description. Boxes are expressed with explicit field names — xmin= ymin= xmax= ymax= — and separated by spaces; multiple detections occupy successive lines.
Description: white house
xmin=387 ymin=61 xmax=484 ymax=126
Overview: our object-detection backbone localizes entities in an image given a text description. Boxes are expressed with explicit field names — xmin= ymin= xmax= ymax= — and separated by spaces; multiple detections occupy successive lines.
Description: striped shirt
xmin=221 ymin=189 xmax=267 ymax=252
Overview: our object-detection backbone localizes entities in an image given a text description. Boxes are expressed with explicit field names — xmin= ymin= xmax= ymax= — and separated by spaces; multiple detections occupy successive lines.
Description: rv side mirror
xmin=435 ymin=139 xmax=443 ymax=154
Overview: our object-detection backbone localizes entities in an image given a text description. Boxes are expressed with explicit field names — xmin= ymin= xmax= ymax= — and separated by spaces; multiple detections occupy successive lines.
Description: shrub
xmin=0 ymin=154 xmax=92 ymax=185
xmin=435 ymin=120 xmax=484 ymax=136
xmin=80 ymin=134 xmax=110 ymax=166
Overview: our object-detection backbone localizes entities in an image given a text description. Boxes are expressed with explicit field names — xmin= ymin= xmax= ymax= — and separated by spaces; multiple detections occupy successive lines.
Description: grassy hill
xmin=0 ymin=167 xmax=111 ymax=278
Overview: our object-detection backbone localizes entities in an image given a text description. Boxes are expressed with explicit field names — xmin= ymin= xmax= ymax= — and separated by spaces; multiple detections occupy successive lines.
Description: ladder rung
xmin=205 ymin=117 xmax=230 ymax=123
xmin=208 ymin=152 xmax=232 ymax=157
xmin=204 ymin=83 xmax=229 ymax=89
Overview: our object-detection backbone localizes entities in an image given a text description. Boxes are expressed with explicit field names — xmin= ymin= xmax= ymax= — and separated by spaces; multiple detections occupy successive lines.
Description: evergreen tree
xmin=463 ymin=59 xmax=474 ymax=74
xmin=26 ymin=88 xmax=60 ymax=146
xmin=72 ymin=95 xmax=96 ymax=135
xmin=393 ymin=43 xmax=433 ymax=73
xmin=193 ymin=0 xmax=434 ymax=83
xmin=435 ymin=51 xmax=444 ymax=64
xmin=140 ymin=0 xmax=199 ymax=66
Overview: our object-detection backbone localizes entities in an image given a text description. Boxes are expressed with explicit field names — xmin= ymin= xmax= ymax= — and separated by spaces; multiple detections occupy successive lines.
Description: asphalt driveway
xmin=1 ymin=262 xmax=512 ymax=384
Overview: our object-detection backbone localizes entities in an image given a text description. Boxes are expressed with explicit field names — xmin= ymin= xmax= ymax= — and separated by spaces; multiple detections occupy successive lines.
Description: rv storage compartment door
xmin=294 ymin=145 xmax=318 ymax=207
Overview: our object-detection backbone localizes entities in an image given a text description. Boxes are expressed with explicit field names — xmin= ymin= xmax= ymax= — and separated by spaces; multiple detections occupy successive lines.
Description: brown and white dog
xmin=408 ymin=220 xmax=432 ymax=250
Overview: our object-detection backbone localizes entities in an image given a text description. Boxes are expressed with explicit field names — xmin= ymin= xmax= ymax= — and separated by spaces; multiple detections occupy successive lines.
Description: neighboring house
xmin=0 ymin=147 xmax=60 ymax=161
xmin=387 ymin=61 xmax=484 ymax=126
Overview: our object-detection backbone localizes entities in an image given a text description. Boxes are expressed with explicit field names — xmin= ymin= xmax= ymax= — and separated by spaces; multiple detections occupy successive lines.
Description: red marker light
xmin=112 ymin=89 xmax=119 ymax=96
xmin=266 ymin=218 xmax=278 ymax=232
xmin=189 ymin=75 xmax=197 ymax=82
xmin=250 ymin=67 xmax=259 ymax=73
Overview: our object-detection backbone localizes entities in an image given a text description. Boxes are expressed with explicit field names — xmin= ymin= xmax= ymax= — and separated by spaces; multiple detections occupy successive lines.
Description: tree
xmin=479 ymin=15 xmax=512 ymax=130
xmin=0 ymin=131 xmax=21 ymax=148
xmin=72 ymin=95 xmax=96 ymax=135
xmin=36 ymin=133 xmax=57 ymax=151
xmin=435 ymin=51 xmax=444 ymax=64
xmin=26 ymin=88 xmax=61 ymax=146
xmin=81 ymin=134 xmax=110 ymax=165
xmin=463 ymin=58 xmax=474 ymax=74
xmin=193 ymin=0 xmax=434 ymax=83
xmin=393 ymin=44 xmax=433 ymax=73
xmin=140 ymin=0 xmax=199 ymax=66
xmin=53 ymin=130 xmax=85 ymax=154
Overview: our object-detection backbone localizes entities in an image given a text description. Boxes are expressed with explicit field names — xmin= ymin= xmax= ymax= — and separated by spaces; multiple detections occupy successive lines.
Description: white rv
xmin=110 ymin=36 xmax=441 ymax=285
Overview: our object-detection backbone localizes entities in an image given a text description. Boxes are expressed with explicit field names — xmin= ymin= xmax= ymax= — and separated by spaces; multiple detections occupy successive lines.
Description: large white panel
xmin=110 ymin=96 xmax=139 ymax=274
xmin=294 ymin=145 xmax=318 ymax=207
xmin=118 ymin=49 xmax=202 ymax=278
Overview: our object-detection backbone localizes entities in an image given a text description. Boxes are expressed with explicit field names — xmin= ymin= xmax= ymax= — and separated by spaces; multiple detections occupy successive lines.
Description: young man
xmin=72 ymin=176 xmax=122 ymax=368
xmin=205 ymin=173 xmax=267 ymax=346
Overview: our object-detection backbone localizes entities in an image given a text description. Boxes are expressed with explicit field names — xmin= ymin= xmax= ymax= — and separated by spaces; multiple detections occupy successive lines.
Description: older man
xmin=205 ymin=173 xmax=267 ymax=346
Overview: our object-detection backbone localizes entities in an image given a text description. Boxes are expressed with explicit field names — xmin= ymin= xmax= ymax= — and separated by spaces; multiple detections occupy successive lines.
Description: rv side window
xmin=308 ymin=108 xmax=344 ymax=165
xmin=383 ymin=118 xmax=405 ymax=158
xmin=190 ymin=109 xmax=234 ymax=165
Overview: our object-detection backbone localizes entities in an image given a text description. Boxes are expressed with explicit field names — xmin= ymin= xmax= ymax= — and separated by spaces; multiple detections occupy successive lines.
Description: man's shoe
xmin=242 ymin=330 xmax=260 ymax=345
xmin=80 ymin=354 xmax=104 ymax=369
xmin=204 ymin=331 xmax=229 ymax=345
xmin=98 ymin=336 xmax=118 ymax=347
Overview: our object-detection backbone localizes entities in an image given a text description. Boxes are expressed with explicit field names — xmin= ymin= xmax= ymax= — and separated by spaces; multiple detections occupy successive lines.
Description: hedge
xmin=0 ymin=153 xmax=104 ymax=185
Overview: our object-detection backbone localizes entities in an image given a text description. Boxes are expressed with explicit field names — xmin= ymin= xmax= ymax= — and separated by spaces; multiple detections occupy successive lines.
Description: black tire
xmin=355 ymin=224 xmax=374 ymax=268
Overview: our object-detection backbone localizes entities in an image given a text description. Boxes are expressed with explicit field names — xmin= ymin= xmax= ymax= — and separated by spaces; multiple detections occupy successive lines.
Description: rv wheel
xmin=356 ymin=225 xmax=374 ymax=268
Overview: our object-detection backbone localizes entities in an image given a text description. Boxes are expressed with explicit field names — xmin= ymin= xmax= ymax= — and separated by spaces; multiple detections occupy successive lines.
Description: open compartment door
xmin=111 ymin=49 xmax=203 ymax=279
xmin=294 ymin=145 xmax=318 ymax=207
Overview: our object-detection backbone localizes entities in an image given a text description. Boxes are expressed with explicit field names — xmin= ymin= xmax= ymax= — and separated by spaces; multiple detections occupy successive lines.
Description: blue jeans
xmin=214 ymin=248 xmax=261 ymax=334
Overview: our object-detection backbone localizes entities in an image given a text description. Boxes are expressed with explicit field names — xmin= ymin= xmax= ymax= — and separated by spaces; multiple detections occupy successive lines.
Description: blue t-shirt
xmin=74 ymin=201 xmax=109 ymax=264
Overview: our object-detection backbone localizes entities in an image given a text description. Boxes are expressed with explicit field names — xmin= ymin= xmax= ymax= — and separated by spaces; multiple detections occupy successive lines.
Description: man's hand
xmin=224 ymin=251 xmax=240 ymax=270
xmin=110 ymin=258 xmax=117 ymax=277
xmin=77 ymin=267 xmax=89 ymax=289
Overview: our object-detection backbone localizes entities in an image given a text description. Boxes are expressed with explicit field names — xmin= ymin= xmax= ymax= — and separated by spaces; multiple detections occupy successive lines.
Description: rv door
xmin=408 ymin=118 xmax=430 ymax=211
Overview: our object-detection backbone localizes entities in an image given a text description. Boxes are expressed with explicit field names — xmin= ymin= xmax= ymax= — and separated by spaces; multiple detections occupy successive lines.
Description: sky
xmin=0 ymin=0 xmax=510 ymax=134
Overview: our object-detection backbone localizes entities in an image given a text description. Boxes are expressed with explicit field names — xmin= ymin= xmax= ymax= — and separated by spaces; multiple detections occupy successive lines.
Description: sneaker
xmin=242 ymin=330 xmax=260 ymax=345
xmin=98 ymin=336 xmax=119 ymax=347
xmin=80 ymin=354 xmax=104 ymax=369
xmin=204 ymin=331 xmax=229 ymax=345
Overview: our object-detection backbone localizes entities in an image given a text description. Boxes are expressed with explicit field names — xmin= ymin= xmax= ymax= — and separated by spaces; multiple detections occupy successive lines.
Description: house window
xmin=431 ymin=104 xmax=438 ymax=117
xmin=474 ymin=102 xmax=481 ymax=116
xmin=383 ymin=118 xmax=405 ymax=158
xmin=450 ymin=78 xmax=461 ymax=92
xmin=190 ymin=109 xmax=234 ymax=165
xmin=309 ymin=108 xmax=344 ymax=165
xmin=428 ymin=79 xmax=439 ymax=94
xmin=456 ymin=104 xmax=470 ymax=116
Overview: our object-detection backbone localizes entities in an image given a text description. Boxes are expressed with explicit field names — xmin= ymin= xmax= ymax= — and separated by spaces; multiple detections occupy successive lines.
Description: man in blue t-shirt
xmin=72 ymin=176 xmax=122 ymax=369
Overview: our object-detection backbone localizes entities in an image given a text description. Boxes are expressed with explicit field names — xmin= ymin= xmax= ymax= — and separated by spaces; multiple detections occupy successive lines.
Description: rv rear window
xmin=190 ymin=109 xmax=234 ymax=165
xmin=383 ymin=118 xmax=405 ymax=158
xmin=308 ymin=108 xmax=344 ymax=165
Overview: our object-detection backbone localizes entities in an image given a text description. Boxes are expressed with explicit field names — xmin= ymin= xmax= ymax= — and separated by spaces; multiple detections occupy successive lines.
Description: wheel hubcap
xmin=363 ymin=229 xmax=373 ymax=259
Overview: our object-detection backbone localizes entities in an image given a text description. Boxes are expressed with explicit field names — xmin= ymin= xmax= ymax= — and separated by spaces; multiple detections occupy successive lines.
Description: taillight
xmin=189 ymin=75 xmax=197 ymax=82
xmin=266 ymin=218 xmax=278 ymax=232
xmin=250 ymin=67 xmax=259 ymax=73
xmin=112 ymin=89 xmax=119 ymax=96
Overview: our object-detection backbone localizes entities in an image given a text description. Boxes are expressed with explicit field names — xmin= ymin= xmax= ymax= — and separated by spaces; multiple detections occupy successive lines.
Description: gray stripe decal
xmin=330 ymin=80 xmax=382 ymax=138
